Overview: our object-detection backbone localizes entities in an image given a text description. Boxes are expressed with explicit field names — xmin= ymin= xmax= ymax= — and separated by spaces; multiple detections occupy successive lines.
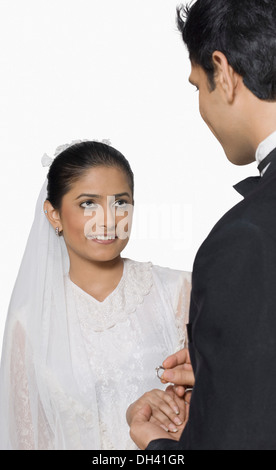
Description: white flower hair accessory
xmin=41 ymin=153 xmax=54 ymax=167
xmin=41 ymin=138 xmax=112 ymax=168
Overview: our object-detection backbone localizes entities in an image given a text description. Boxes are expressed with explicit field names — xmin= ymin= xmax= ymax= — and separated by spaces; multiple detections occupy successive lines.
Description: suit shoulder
xmin=203 ymin=218 xmax=266 ymax=255
xmin=210 ymin=176 xmax=276 ymax=240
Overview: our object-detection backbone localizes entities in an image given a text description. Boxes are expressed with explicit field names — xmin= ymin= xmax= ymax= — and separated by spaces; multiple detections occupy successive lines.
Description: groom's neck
xmin=241 ymin=94 xmax=276 ymax=155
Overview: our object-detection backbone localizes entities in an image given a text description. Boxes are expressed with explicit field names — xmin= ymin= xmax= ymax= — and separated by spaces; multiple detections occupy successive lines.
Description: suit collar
xmin=234 ymin=147 xmax=276 ymax=197
xmin=256 ymin=131 xmax=276 ymax=175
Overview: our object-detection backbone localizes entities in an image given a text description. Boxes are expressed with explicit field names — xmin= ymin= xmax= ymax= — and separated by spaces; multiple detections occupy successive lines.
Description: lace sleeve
xmin=175 ymin=272 xmax=192 ymax=349
xmin=9 ymin=321 xmax=52 ymax=449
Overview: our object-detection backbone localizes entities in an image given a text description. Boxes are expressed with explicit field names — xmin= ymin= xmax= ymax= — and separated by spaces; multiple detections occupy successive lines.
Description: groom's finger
xmin=162 ymin=348 xmax=191 ymax=369
xmin=173 ymin=385 xmax=186 ymax=398
xmin=130 ymin=405 xmax=174 ymax=449
xmin=161 ymin=367 xmax=195 ymax=387
xmin=129 ymin=404 xmax=153 ymax=449
xmin=131 ymin=404 xmax=152 ymax=424
xmin=166 ymin=383 xmax=187 ymax=399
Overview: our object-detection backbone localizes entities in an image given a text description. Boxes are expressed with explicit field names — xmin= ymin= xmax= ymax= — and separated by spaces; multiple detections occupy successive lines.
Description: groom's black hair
xmin=177 ymin=0 xmax=276 ymax=100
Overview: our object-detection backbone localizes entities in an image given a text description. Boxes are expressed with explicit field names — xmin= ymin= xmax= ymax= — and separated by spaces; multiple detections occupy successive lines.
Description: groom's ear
xmin=212 ymin=51 xmax=240 ymax=104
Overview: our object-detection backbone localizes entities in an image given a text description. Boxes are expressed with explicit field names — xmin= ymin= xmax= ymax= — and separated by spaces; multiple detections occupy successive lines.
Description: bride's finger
xmin=160 ymin=391 xmax=181 ymax=416
xmin=164 ymin=387 xmax=185 ymax=423
xmin=151 ymin=399 xmax=183 ymax=428
xmin=143 ymin=389 xmax=180 ymax=415
xmin=150 ymin=408 xmax=182 ymax=433
xmin=150 ymin=416 xmax=183 ymax=435
xmin=149 ymin=415 xmax=169 ymax=433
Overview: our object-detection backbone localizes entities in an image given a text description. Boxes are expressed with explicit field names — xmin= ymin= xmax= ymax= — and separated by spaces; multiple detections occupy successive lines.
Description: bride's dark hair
xmin=46 ymin=141 xmax=134 ymax=210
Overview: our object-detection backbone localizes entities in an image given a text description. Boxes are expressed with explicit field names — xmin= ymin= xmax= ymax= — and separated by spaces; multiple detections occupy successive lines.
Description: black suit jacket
xmin=147 ymin=150 xmax=276 ymax=450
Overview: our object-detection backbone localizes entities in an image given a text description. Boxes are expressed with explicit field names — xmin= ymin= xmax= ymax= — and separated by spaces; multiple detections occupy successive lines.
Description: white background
xmin=0 ymin=0 xmax=257 ymax=351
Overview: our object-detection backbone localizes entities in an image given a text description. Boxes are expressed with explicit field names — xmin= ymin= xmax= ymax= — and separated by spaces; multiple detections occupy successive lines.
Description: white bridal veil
xmin=0 ymin=180 xmax=101 ymax=449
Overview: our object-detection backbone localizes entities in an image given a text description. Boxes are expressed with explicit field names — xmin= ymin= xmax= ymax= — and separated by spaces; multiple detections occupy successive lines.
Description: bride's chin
xmin=85 ymin=249 xmax=123 ymax=263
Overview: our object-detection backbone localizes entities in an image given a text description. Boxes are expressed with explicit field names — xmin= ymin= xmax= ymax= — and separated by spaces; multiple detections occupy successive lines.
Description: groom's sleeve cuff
xmin=146 ymin=438 xmax=179 ymax=450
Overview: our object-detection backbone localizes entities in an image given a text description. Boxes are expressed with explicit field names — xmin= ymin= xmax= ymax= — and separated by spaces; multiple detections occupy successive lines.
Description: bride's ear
xmin=43 ymin=200 xmax=63 ymax=233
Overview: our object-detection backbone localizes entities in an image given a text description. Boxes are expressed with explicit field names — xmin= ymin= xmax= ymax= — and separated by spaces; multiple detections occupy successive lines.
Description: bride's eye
xmin=80 ymin=201 xmax=98 ymax=209
xmin=114 ymin=199 xmax=128 ymax=208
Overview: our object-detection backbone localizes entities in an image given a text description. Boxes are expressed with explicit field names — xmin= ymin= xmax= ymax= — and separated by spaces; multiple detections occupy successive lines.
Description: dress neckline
xmin=66 ymin=258 xmax=126 ymax=304
xmin=64 ymin=258 xmax=153 ymax=331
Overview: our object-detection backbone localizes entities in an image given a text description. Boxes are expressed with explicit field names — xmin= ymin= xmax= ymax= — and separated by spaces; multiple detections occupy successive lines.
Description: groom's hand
xmin=129 ymin=404 xmax=181 ymax=449
xmin=160 ymin=348 xmax=194 ymax=397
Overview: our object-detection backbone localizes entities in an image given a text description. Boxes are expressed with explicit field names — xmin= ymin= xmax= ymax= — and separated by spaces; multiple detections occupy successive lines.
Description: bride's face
xmin=47 ymin=166 xmax=134 ymax=264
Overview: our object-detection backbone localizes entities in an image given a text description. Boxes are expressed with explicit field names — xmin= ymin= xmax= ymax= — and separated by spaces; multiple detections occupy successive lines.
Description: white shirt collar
xmin=256 ymin=130 xmax=276 ymax=175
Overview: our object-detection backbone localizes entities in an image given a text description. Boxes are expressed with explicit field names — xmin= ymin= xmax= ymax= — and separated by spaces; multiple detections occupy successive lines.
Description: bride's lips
xmin=87 ymin=235 xmax=118 ymax=245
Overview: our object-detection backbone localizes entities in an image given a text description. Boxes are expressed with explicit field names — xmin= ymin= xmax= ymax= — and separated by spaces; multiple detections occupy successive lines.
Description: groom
xmin=129 ymin=0 xmax=276 ymax=450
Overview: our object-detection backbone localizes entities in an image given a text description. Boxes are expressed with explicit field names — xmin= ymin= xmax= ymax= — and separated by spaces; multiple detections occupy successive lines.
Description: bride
xmin=0 ymin=140 xmax=192 ymax=450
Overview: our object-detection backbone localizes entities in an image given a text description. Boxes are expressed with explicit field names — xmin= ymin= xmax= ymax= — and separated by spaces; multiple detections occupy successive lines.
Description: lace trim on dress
xmin=65 ymin=259 xmax=153 ymax=332
xmin=175 ymin=275 xmax=191 ymax=350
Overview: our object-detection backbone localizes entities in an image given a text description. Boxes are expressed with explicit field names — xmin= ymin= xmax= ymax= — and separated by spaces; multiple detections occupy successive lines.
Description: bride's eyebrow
xmin=75 ymin=192 xmax=131 ymax=200
xmin=114 ymin=192 xmax=131 ymax=198
xmin=75 ymin=194 xmax=101 ymax=200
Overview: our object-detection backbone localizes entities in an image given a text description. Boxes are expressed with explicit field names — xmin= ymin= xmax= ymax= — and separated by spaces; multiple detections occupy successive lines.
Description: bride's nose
xmin=100 ymin=204 xmax=116 ymax=232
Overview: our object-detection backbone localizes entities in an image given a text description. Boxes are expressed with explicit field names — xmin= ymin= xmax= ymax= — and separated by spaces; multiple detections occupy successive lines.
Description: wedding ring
xmin=155 ymin=366 xmax=165 ymax=380
xmin=184 ymin=387 xmax=193 ymax=405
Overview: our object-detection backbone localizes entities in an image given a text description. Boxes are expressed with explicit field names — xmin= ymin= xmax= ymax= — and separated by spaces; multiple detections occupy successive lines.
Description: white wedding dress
xmin=0 ymin=181 xmax=191 ymax=450
xmin=65 ymin=259 xmax=191 ymax=449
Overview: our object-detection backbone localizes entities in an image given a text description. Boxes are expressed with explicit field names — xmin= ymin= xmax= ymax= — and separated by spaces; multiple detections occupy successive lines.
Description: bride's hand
xmin=126 ymin=388 xmax=185 ymax=434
